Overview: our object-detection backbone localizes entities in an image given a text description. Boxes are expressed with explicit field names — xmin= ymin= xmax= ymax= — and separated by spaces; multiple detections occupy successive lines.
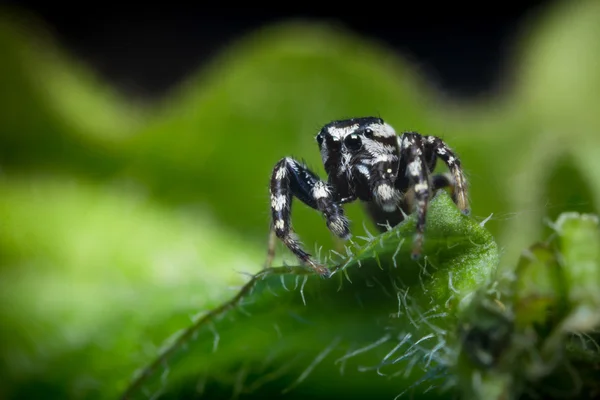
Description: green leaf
xmin=455 ymin=211 xmax=600 ymax=400
xmin=552 ymin=212 xmax=600 ymax=331
xmin=497 ymin=0 xmax=600 ymax=268
xmin=515 ymin=0 xmax=600 ymax=135
xmin=120 ymin=191 xmax=498 ymax=400
xmin=0 ymin=176 xmax=263 ymax=399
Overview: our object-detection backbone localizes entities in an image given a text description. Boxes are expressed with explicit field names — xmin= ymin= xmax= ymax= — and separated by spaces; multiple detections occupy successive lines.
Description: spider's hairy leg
xmin=430 ymin=172 xmax=456 ymax=199
xmin=400 ymin=132 xmax=432 ymax=259
xmin=398 ymin=173 xmax=456 ymax=220
xmin=431 ymin=172 xmax=454 ymax=191
xmin=424 ymin=135 xmax=470 ymax=215
xmin=362 ymin=171 xmax=457 ymax=236
xmin=265 ymin=228 xmax=277 ymax=270
xmin=268 ymin=157 xmax=349 ymax=277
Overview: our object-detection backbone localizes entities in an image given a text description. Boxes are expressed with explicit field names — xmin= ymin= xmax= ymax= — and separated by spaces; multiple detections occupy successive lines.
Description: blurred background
xmin=1 ymin=1 xmax=600 ymax=399
xmin=6 ymin=2 xmax=552 ymax=99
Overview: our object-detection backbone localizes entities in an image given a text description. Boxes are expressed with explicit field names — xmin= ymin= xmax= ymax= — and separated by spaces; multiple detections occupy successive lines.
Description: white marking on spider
xmin=369 ymin=122 xmax=396 ymax=138
xmin=339 ymin=152 xmax=353 ymax=175
xmin=414 ymin=182 xmax=428 ymax=193
xmin=401 ymin=137 xmax=414 ymax=149
xmin=271 ymin=194 xmax=287 ymax=211
xmin=356 ymin=164 xmax=370 ymax=180
xmin=364 ymin=140 xmax=395 ymax=157
xmin=370 ymin=154 xmax=393 ymax=164
xmin=287 ymin=158 xmax=299 ymax=172
xmin=408 ymin=160 xmax=421 ymax=176
xmin=437 ymin=147 xmax=446 ymax=155
xmin=274 ymin=219 xmax=285 ymax=230
xmin=312 ymin=182 xmax=330 ymax=199
xmin=275 ymin=165 xmax=287 ymax=180
xmin=376 ymin=184 xmax=396 ymax=201
xmin=329 ymin=217 xmax=349 ymax=238
xmin=328 ymin=125 xmax=359 ymax=140
xmin=427 ymin=136 xmax=436 ymax=143
xmin=447 ymin=156 xmax=455 ymax=165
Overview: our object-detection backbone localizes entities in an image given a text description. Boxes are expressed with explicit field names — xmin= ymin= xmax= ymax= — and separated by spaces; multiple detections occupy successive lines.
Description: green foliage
xmin=455 ymin=212 xmax=600 ymax=400
xmin=0 ymin=0 xmax=600 ymax=399
xmin=0 ymin=177 xmax=263 ymax=399
xmin=120 ymin=191 xmax=498 ymax=399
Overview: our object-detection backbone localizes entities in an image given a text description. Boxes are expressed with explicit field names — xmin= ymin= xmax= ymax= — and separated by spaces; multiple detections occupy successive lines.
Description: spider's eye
xmin=364 ymin=128 xmax=374 ymax=139
xmin=344 ymin=134 xmax=362 ymax=150
xmin=316 ymin=134 xmax=324 ymax=146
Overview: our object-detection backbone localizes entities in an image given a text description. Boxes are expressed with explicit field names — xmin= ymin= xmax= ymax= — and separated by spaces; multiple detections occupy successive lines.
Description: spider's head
xmin=315 ymin=117 xmax=397 ymax=175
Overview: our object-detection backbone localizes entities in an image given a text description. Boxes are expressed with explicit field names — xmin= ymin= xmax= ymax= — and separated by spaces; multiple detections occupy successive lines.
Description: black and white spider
xmin=266 ymin=117 xmax=469 ymax=277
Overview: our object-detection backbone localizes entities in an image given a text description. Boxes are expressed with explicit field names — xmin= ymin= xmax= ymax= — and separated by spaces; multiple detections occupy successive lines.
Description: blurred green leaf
xmin=496 ymin=0 xmax=600 ymax=267
xmin=516 ymin=0 xmax=600 ymax=134
xmin=0 ymin=176 xmax=263 ymax=399
xmin=552 ymin=212 xmax=600 ymax=330
xmin=0 ymin=13 xmax=143 ymax=176
xmin=455 ymin=211 xmax=600 ymax=400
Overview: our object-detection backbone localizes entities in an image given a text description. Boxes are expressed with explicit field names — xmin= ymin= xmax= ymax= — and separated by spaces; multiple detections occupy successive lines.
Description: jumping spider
xmin=267 ymin=117 xmax=470 ymax=277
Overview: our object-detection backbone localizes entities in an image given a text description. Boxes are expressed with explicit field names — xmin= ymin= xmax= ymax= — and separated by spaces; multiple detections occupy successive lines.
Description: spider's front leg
xmin=267 ymin=157 xmax=350 ymax=277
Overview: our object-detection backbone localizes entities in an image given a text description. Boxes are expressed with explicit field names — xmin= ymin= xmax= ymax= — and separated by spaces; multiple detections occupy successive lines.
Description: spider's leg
xmin=431 ymin=172 xmax=454 ymax=190
xmin=399 ymin=132 xmax=432 ymax=259
xmin=268 ymin=157 xmax=350 ymax=277
xmin=361 ymin=174 xmax=456 ymax=235
xmin=400 ymin=172 xmax=456 ymax=215
xmin=264 ymin=229 xmax=277 ymax=269
xmin=423 ymin=135 xmax=470 ymax=215
xmin=431 ymin=172 xmax=456 ymax=198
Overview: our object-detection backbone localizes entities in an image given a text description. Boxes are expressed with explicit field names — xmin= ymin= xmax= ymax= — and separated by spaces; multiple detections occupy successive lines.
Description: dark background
xmin=6 ymin=2 xmax=554 ymax=100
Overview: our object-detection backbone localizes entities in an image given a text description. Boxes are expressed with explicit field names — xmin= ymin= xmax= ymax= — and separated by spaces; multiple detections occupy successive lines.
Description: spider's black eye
xmin=364 ymin=128 xmax=374 ymax=139
xmin=344 ymin=134 xmax=362 ymax=150
xmin=316 ymin=133 xmax=324 ymax=146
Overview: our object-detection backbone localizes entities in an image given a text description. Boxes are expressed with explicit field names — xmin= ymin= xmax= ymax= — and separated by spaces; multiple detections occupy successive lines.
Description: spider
xmin=266 ymin=117 xmax=469 ymax=277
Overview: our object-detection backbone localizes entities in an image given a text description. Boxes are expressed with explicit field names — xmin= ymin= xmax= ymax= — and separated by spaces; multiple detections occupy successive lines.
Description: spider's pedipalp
xmin=311 ymin=181 xmax=351 ymax=239
xmin=373 ymin=181 xmax=400 ymax=211
xmin=358 ymin=131 xmax=401 ymax=212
